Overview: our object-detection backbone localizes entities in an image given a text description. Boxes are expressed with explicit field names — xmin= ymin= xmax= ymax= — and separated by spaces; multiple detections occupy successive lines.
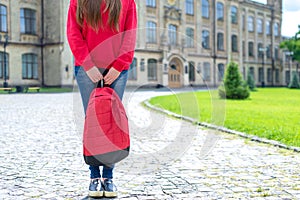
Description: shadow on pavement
xmin=81 ymin=196 xmax=117 ymax=200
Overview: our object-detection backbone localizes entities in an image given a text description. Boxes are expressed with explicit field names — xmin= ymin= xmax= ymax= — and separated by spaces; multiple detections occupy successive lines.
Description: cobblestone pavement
xmin=0 ymin=89 xmax=300 ymax=200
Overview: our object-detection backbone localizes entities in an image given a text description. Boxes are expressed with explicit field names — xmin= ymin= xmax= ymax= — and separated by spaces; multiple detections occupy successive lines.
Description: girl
xmin=67 ymin=0 xmax=137 ymax=197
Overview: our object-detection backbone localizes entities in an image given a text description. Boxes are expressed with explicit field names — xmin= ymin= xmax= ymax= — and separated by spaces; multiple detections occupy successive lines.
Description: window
xmin=146 ymin=21 xmax=157 ymax=43
xmin=286 ymin=71 xmax=290 ymax=84
xmin=20 ymin=8 xmax=36 ymax=34
xmin=168 ymin=24 xmax=177 ymax=45
xmin=275 ymin=47 xmax=279 ymax=60
xmin=186 ymin=28 xmax=194 ymax=48
xmin=217 ymin=2 xmax=224 ymax=21
xmin=266 ymin=21 xmax=271 ymax=35
xmin=0 ymin=52 xmax=9 ymax=79
xmin=257 ymin=19 xmax=263 ymax=34
xmin=203 ymin=62 xmax=211 ymax=81
xmin=274 ymin=23 xmax=279 ymax=36
xmin=248 ymin=16 xmax=254 ymax=32
xmin=189 ymin=61 xmax=195 ymax=82
xmin=266 ymin=45 xmax=271 ymax=58
xmin=217 ymin=32 xmax=224 ymax=51
xmin=22 ymin=53 xmax=38 ymax=79
xmin=128 ymin=58 xmax=137 ymax=80
xmin=232 ymin=35 xmax=238 ymax=52
xmin=231 ymin=6 xmax=238 ymax=24
xmin=202 ymin=0 xmax=209 ymax=18
xmin=275 ymin=69 xmax=280 ymax=83
xmin=0 ymin=5 xmax=7 ymax=32
xmin=267 ymin=68 xmax=272 ymax=83
xmin=202 ymin=30 xmax=210 ymax=49
xmin=248 ymin=42 xmax=254 ymax=57
xmin=186 ymin=0 xmax=194 ymax=15
xmin=249 ymin=67 xmax=255 ymax=80
xmin=147 ymin=59 xmax=157 ymax=81
xmin=242 ymin=41 xmax=245 ymax=56
xmin=258 ymin=43 xmax=263 ymax=57
xmin=258 ymin=67 xmax=264 ymax=82
xmin=218 ymin=63 xmax=225 ymax=81
xmin=242 ymin=15 xmax=245 ymax=30
xmin=146 ymin=0 xmax=156 ymax=7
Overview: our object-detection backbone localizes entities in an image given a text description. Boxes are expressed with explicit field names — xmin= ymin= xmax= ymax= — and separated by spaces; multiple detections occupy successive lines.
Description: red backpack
xmin=83 ymin=81 xmax=130 ymax=167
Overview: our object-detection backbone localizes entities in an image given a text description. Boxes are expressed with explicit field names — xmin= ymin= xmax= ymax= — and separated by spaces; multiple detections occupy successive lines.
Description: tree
xmin=288 ymin=73 xmax=300 ymax=89
xmin=280 ymin=25 xmax=300 ymax=63
xmin=219 ymin=61 xmax=250 ymax=100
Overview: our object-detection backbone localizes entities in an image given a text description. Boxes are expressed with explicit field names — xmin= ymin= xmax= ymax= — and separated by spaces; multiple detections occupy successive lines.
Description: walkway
xmin=0 ymin=89 xmax=299 ymax=199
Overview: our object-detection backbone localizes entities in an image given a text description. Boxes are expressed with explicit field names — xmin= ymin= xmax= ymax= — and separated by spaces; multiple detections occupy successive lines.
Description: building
xmin=0 ymin=0 xmax=297 ymax=88
xmin=130 ymin=0 xmax=285 ymax=88
xmin=0 ymin=0 xmax=72 ymax=87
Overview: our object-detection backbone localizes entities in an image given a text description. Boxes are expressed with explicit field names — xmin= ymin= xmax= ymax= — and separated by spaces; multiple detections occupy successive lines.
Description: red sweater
xmin=67 ymin=0 xmax=137 ymax=72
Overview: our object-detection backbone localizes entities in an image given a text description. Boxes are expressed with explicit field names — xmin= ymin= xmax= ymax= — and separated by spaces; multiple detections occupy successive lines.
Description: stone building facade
xmin=130 ymin=0 xmax=286 ymax=88
xmin=0 ymin=0 xmax=297 ymax=88
xmin=0 ymin=0 xmax=73 ymax=87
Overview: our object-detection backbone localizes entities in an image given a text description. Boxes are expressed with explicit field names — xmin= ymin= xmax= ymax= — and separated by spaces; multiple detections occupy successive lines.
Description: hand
xmin=86 ymin=66 xmax=103 ymax=83
xmin=104 ymin=67 xmax=121 ymax=85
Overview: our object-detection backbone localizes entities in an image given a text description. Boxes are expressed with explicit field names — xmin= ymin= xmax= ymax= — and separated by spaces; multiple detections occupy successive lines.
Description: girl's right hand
xmin=86 ymin=66 xmax=103 ymax=83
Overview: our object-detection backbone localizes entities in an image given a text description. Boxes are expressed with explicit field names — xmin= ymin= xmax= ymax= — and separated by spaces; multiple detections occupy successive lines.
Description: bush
xmin=218 ymin=61 xmax=250 ymax=100
xmin=288 ymin=73 xmax=300 ymax=89
xmin=247 ymin=72 xmax=256 ymax=91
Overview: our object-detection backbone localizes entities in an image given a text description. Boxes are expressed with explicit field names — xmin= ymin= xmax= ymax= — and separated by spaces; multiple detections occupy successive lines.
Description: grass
xmin=149 ymin=88 xmax=300 ymax=147
xmin=0 ymin=87 xmax=73 ymax=94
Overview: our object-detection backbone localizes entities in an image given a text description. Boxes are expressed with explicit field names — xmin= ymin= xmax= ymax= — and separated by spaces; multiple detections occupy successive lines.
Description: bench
xmin=24 ymin=87 xmax=40 ymax=93
xmin=0 ymin=87 xmax=12 ymax=93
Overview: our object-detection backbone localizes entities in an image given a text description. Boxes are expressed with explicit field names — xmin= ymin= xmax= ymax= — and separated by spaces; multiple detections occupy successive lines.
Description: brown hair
xmin=76 ymin=0 xmax=121 ymax=32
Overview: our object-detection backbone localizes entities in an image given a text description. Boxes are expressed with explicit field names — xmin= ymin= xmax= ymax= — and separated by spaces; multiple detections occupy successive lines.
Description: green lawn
xmin=0 ymin=87 xmax=73 ymax=94
xmin=149 ymin=88 xmax=300 ymax=147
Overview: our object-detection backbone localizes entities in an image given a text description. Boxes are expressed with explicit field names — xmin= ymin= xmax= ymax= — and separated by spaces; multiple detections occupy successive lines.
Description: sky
xmin=253 ymin=0 xmax=300 ymax=37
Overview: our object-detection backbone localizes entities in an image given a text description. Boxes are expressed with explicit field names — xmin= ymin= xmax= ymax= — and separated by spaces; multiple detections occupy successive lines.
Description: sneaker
xmin=88 ymin=179 xmax=103 ymax=198
xmin=102 ymin=179 xmax=118 ymax=197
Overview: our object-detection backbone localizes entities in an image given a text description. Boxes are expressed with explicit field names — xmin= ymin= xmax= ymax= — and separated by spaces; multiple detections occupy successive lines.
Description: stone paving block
xmin=1 ymin=92 xmax=300 ymax=199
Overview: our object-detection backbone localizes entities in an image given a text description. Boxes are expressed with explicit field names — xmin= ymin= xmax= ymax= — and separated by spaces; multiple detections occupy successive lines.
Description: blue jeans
xmin=75 ymin=66 xmax=128 ymax=179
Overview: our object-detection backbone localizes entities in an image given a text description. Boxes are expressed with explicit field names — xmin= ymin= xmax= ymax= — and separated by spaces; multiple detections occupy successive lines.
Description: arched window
xmin=146 ymin=21 xmax=157 ymax=43
xmin=202 ymin=0 xmax=209 ymax=18
xmin=189 ymin=61 xmax=195 ymax=82
xmin=186 ymin=28 xmax=194 ymax=47
xmin=274 ymin=23 xmax=279 ymax=36
xmin=218 ymin=63 xmax=225 ymax=81
xmin=257 ymin=19 xmax=263 ymax=34
xmin=168 ymin=24 xmax=177 ymax=45
xmin=0 ymin=4 xmax=7 ymax=32
xmin=217 ymin=32 xmax=224 ymax=50
xmin=22 ymin=53 xmax=38 ymax=79
xmin=147 ymin=59 xmax=157 ymax=81
xmin=186 ymin=0 xmax=194 ymax=15
xmin=266 ymin=21 xmax=271 ymax=35
xmin=248 ymin=16 xmax=254 ymax=32
xmin=231 ymin=35 xmax=238 ymax=52
xmin=217 ymin=2 xmax=224 ymax=21
xmin=202 ymin=30 xmax=210 ymax=49
xmin=203 ymin=62 xmax=211 ymax=81
xmin=128 ymin=57 xmax=137 ymax=80
xmin=231 ymin=6 xmax=238 ymax=24
xmin=257 ymin=43 xmax=263 ymax=58
xmin=248 ymin=42 xmax=254 ymax=57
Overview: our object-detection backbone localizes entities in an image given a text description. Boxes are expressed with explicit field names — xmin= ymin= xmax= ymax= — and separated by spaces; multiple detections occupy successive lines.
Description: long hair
xmin=76 ymin=0 xmax=121 ymax=32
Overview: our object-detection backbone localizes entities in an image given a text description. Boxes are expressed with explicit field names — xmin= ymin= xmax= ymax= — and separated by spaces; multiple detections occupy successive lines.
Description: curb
xmin=144 ymin=100 xmax=300 ymax=153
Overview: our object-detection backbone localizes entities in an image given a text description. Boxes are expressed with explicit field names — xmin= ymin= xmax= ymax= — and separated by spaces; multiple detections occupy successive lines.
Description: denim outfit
xmin=74 ymin=66 xmax=128 ymax=179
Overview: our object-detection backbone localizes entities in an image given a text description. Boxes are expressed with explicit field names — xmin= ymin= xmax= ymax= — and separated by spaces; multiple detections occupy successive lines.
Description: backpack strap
xmin=97 ymin=79 xmax=104 ymax=88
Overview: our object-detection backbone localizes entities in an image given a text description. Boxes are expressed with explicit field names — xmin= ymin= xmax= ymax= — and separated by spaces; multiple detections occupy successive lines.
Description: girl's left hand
xmin=104 ymin=67 xmax=121 ymax=85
